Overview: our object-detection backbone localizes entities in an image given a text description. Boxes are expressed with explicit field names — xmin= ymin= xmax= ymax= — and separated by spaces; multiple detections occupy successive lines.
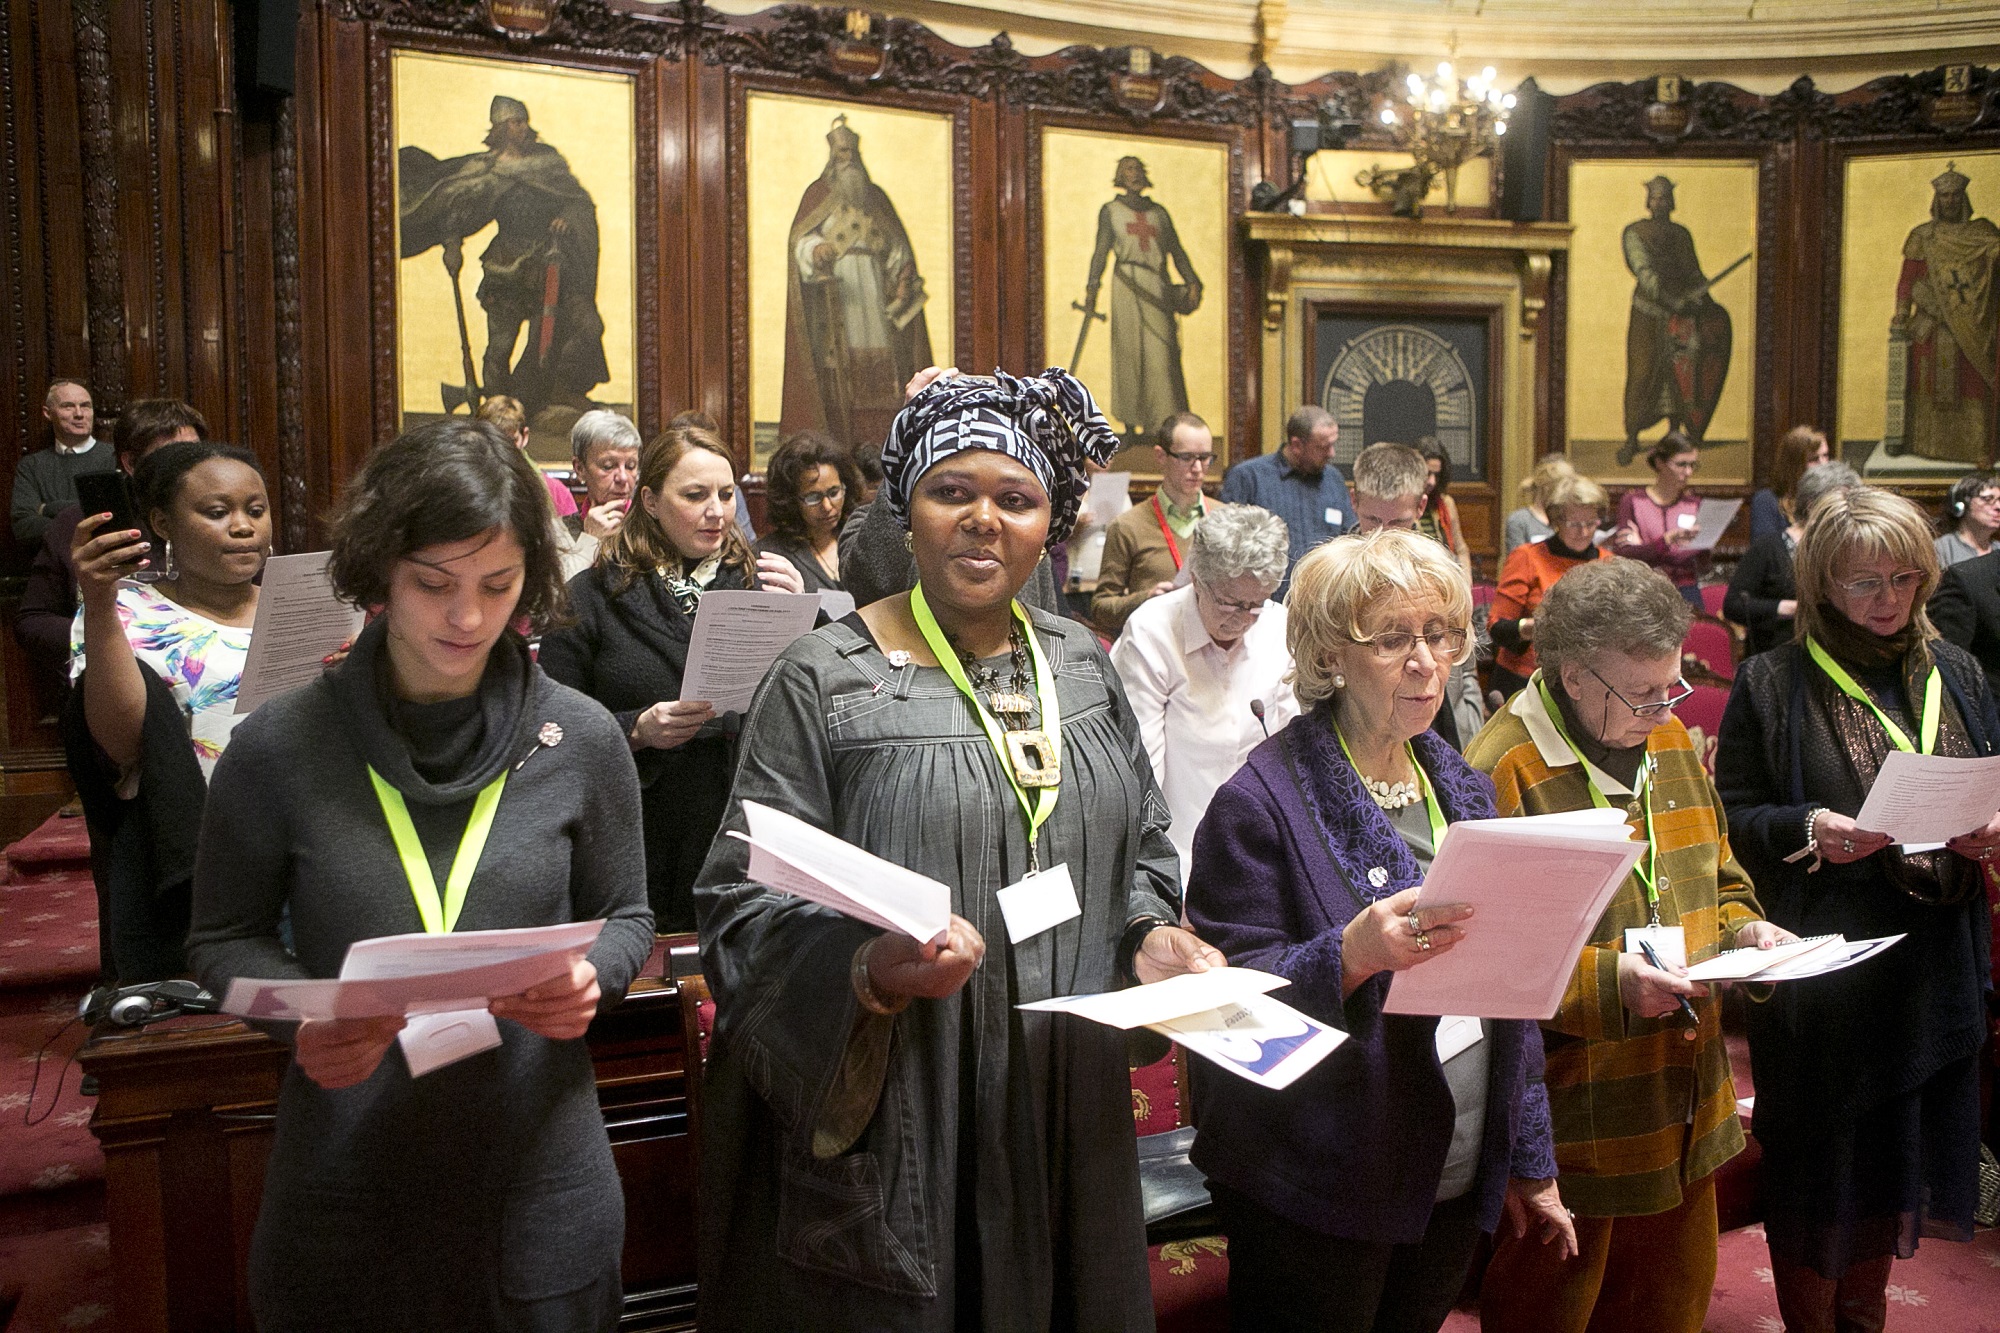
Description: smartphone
xmin=74 ymin=472 xmax=153 ymax=575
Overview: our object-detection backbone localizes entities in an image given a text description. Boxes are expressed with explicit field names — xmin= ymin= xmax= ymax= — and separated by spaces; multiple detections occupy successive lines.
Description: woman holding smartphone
xmin=186 ymin=420 xmax=653 ymax=1332
xmin=67 ymin=440 xmax=270 ymax=980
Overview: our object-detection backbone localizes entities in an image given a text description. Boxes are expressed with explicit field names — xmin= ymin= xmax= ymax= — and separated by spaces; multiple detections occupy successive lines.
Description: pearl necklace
xmin=1361 ymin=775 xmax=1422 ymax=810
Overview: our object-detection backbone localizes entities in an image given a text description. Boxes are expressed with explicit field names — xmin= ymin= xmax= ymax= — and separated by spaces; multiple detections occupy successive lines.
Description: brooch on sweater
xmin=514 ymin=721 xmax=564 ymax=770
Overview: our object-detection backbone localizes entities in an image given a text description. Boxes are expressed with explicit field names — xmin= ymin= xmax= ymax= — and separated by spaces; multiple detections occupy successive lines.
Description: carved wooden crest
xmin=1643 ymin=73 xmax=1691 ymax=141
xmin=1928 ymin=64 xmax=1983 ymax=131
xmin=1111 ymin=47 xmax=1166 ymax=117
xmin=827 ymin=9 xmax=887 ymax=85
xmin=483 ymin=0 xmax=559 ymax=39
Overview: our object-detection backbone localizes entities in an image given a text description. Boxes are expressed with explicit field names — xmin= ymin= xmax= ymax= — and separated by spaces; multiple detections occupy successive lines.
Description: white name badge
xmin=1435 ymin=1014 xmax=1484 ymax=1063
xmin=1625 ymin=925 xmax=1687 ymax=971
xmin=1325 ymin=507 xmax=1343 ymax=527
xmin=996 ymin=864 xmax=1081 ymax=944
xmin=1677 ymin=512 xmax=1698 ymax=530
xmin=399 ymin=1007 xmax=503 ymax=1077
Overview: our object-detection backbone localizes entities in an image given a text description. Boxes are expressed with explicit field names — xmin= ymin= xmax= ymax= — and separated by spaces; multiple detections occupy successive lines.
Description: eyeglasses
xmin=1968 ymin=490 xmax=2000 ymax=508
xmin=1198 ymin=586 xmax=1268 ymax=616
xmin=1589 ymin=666 xmax=1694 ymax=718
xmin=1833 ymin=570 xmax=1923 ymax=601
xmin=1353 ymin=627 xmax=1471 ymax=664
xmin=800 ymin=485 xmax=847 ymax=509
xmin=1164 ymin=451 xmax=1215 ymax=467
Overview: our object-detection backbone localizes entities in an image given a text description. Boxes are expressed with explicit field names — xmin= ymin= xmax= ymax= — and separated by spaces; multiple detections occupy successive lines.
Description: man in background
xmin=1092 ymin=411 xmax=1213 ymax=636
xmin=1220 ymin=404 xmax=1353 ymax=593
xmin=12 ymin=380 xmax=114 ymax=549
xmin=14 ymin=397 xmax=207 ymax=718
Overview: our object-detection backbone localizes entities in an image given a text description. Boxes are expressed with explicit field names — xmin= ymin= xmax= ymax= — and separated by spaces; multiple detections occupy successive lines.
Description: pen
xmin=1638 ymin=939 xmax=1701 ymax=1027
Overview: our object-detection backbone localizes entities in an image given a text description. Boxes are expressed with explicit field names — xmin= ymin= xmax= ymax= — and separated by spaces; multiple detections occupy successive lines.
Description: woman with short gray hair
xmin=559 ymin=409 xmax=643 ymax=577
xmin=1469 ymin=557 xmax=1783 ymax=1333
xmin=1724 ymin=462 xmax=1864 ymax=658
xmin=1112 ymin=504 xmax=1296 ymax=879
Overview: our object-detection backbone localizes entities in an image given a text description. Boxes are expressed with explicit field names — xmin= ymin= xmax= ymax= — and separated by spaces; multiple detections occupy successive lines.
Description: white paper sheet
xmin=679 ymin=589 xmax=822 ymax=714
xmin=728 ymin=800 xmax=952 ymax=942
xmin=1684 ymin=498 xmax=1745 ymax=552
xmin=818 ymin=589 xmax=856 ymax=621
xmin=1383 ymin=817 xmax=1646 ymax=1020
xmin=1852 ymin=751 xmax=2000 ymax=844
xmin=233 ymin=552 xmax=364 ymax=713
xmin=1017 ymin=966 xmax=1289 ymax=1028
xmin=1750 ymin=933 xmax=1904 ymax=982
xmin=1149 ymin=991 xmax=1349 ymax=1090
xmin=1087 ymin=472 xmax=1134 ymax=525
xmin=1683 ymin=934 xmax=1842 ymax=982
xmin=221 ymin=920 xmax=604 ymax=1023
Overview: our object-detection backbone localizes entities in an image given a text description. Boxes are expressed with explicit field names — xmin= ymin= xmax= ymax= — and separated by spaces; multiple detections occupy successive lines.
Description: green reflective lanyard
xmin=1333 ymin=723 xmax=1448 ymax=855
xmin=1535 ymin=672 xmax=1664 ymax=914
xmin=909 ymin=586 xmax=1062 ymax=857
xmin=366 ymin=766 xmax=508 ymax=934
xmin=1805 ymin=636 xmax=1941 ymax=754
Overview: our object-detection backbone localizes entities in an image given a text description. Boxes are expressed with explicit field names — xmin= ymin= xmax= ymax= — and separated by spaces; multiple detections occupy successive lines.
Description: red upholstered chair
xmin=1672 ymin=684 xmax=1730 ymax=775
xmin=1136 ymin=1046 xmax=1229 ymax=1332
xmin=1700 ymin=583 xmax=1729 ymax=620
xmin=1682 ymin=618 xmax=1737 ymax=683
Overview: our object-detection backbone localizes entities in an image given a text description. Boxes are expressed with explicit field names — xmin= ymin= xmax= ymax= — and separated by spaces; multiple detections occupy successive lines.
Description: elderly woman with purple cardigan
xmin=1186 ymin=530 xmax=1573 ymax=1333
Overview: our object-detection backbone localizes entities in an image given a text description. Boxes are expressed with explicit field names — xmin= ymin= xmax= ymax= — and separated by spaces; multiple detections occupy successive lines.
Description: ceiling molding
xmin=701 ymin=0 xmax=2000 ymax=94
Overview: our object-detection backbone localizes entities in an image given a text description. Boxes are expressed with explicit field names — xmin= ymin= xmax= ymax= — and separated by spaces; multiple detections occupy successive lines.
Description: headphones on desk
xmin=78 ymin=979 xmax=220 ymax=1028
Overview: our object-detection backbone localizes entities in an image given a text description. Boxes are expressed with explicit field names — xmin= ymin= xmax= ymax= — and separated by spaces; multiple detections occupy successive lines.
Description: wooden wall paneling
xmin=72 ymin=0 xmax=129 ymax=413
xmin=168 ymin=0 xmax=238 ymax=437
xmin=655 ymin=54 xmax=692 ymax=422
xmin=108 ymin=0 xmax=170 ymax=398
xmin=235 ymin=110 xmax=286 ymax=517
xmin=362 ymin=31 xmax=400 ymax=450
xmin=995 ymin=98 xmax=1030 ymax=374
xmin=691 ymin=56 xmax=731 ymax=434
xmin=967 ymin=95 xmax=1001 ymax=375
xmin=1020 ymin=110 xmax=1252 ymax=467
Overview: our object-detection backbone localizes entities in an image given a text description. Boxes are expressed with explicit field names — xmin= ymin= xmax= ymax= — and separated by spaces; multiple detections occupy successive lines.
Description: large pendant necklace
xmin=952 ymin=625 xmax=1060 ymax=788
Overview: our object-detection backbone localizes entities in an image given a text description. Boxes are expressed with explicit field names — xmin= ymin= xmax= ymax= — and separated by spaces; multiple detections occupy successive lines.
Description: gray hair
xmin=1285 ymin=404 xmax=1334 ymax=445
xmin=570 ymin=409 xmax=641 ymax=463
xmin=1791 ymin=461 xmax=1862 ymax=522
xmin=1350 ymin=442 xmax=1427 ymax=502
xmin=1188 ymin=505 xmax=1288 ymax=590
xmin=1534 ymin=558 xmax=1691 ymax=679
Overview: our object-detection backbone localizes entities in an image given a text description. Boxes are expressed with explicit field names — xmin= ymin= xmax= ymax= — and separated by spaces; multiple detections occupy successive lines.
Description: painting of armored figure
xmin=392 ymin=52 xmax=635 ymax=449
xmin=1079 ymin=155 xmax=1203 ymax=439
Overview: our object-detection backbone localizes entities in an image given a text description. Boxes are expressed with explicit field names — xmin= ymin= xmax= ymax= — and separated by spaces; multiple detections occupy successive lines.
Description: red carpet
xmin=0 ymin=1223 xmax=112 ymax=1332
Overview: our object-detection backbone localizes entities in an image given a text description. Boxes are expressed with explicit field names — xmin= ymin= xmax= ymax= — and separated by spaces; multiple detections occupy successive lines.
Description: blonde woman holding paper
xmin=1715 ymin=487 xmax=2000 ymax=1332
xmin=693 ymin=368 xmax=1221 ymax=1333
xmin=1184 ymin=529 xmax=1571 ymax=1333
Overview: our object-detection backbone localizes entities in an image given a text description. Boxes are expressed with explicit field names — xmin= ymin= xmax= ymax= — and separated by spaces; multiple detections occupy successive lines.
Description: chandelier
xmin=1362 ymin=63 xmax=1514 ymax=218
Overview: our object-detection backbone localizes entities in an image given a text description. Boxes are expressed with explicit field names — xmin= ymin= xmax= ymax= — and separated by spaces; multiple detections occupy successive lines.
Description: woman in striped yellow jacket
xmin=1466 ymin=558 xmax=1792 ymax=1333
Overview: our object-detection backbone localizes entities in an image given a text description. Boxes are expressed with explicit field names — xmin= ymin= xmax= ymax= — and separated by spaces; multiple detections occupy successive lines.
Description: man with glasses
xmin=1092 ymin=411 xmax=1216 ymax=636
xmin=1468 ymin=558 xmax=1786 ymax=1333
xmin=1109 ymin=504 xmax=1294 ymax=880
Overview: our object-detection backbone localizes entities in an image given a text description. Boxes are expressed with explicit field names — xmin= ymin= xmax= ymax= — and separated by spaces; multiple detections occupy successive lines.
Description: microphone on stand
xmin=1250 ymin=698 xmax=1269 ymax=738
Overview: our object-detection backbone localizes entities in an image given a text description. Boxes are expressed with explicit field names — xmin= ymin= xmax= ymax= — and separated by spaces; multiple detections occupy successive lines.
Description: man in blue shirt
xmin=1219 ymin=404 xmax=1353 ymax=587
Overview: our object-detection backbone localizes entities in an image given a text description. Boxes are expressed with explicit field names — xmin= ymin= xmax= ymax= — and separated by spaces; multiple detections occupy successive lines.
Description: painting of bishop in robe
xmin=779 ymin=115 xmax=934 ymax=449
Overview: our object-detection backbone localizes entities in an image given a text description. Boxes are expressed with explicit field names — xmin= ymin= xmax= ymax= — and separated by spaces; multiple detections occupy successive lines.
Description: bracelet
xmin=1782 ymin=806 xmax=1830 ymax=873
xmin=1119 ymin=916 xmax=1180 ymax=987
xmin=851 ymin=938 xmax=909 ymax=1017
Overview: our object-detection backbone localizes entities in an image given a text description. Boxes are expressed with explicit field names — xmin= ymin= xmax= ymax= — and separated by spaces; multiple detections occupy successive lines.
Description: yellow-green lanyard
xmin=909 ymin=586 xmax=1062 ymax=863
xmin=366 ymin=766 xmax=508 ymax=934
xmin=1333 ymin=723 xmax=1448 ymax=855
xmin=1805 ymin=637 xmax=1941 ymax=754
xmin=1535 ymin=673 xmax=1664 ymax=916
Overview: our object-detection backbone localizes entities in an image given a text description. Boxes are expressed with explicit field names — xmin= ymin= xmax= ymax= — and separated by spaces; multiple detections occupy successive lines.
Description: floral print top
xmin=70 ymin=583 xmax=251 ymax=780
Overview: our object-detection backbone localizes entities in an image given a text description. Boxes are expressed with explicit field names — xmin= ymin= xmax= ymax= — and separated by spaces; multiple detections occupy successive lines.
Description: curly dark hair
xmin=763 ymin=431 xmax=862 ymax=547
xmin=326 ymin=419 xmax=569 ymax=632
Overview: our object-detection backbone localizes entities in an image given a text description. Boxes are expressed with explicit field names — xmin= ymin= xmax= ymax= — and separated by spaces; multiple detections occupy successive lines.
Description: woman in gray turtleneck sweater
xmin=186 ymin=421 xmax=654 ymax=1333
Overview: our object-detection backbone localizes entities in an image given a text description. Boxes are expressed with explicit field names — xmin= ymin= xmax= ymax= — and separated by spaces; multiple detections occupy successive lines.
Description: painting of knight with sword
xmin=1617 ymin=174 xmax=1748 ymax=465
xmin=1077 ymin=156 xmax=1204 ymax=440
xmin=399 ymin=94 xmax=608 ymax=424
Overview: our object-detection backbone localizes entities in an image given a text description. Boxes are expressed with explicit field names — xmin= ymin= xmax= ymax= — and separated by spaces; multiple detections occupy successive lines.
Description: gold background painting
xmin=1564 ymin=158 xmax=1760 ymax=484
xmin=1041 ymin=127 xmax=1228 ymax=471
xmin=747 ymin=92 xmax=956 ymax=466
xmin=393 ymin=51 xmax=636 ymax=449
xmin=1838 ymin=149 xmax=2000 ymax=476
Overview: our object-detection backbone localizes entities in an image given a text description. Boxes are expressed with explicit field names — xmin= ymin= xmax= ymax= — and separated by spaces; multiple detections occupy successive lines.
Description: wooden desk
xmin=80 ymin=974 xmax=698 ymax=1333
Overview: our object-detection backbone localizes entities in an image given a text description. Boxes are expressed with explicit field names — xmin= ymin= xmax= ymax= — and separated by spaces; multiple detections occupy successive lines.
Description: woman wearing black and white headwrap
xmin=695 ymin=367 xmax=1225 ymax=1333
